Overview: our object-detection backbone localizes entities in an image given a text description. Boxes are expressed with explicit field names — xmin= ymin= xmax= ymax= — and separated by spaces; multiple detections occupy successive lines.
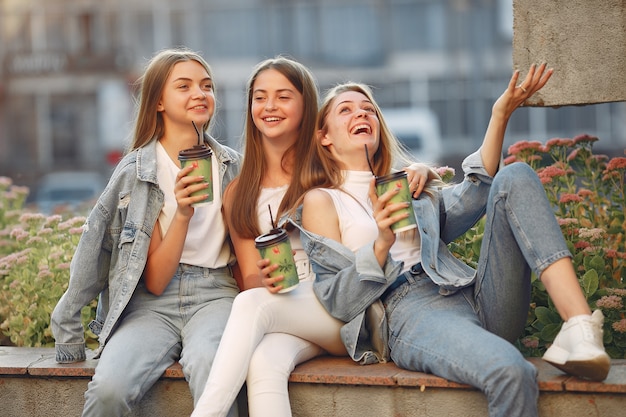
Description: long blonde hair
xmin=301 ymin=82 xmax=443 ymax=196
xmin=129 ymin=47 xmax=216 ymax=151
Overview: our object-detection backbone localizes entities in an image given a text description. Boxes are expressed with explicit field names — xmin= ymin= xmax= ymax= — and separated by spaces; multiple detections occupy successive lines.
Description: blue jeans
xmin=82 ymin=264 xmax=239 ymax=417
xmin=384 ymin=163 xmax=570 ymax=417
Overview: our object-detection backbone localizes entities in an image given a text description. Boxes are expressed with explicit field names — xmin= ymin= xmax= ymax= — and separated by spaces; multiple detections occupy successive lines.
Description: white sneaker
xmin=542 ymin=310 xmax=611 ymax=381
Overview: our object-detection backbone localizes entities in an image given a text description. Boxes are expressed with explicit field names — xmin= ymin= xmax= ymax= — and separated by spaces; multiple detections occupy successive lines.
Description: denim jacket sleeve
xmin=439 ymin=148 xmax=499 ymax=244
xmin=50 ymin=202 xmax=112 ymax=363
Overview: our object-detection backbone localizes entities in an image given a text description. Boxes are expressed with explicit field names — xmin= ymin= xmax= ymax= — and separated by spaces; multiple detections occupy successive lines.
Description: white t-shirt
xmin=155 ymin=141 xmax=231 ymax=269
xmin=319 ymin=170 xmax=421 ymax=273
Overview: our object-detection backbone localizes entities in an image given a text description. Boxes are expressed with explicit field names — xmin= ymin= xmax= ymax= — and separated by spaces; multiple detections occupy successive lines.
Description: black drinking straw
xmin=268 ymin=204 xmax=277 ymax=229
xmin=192 ymin=121 xmax=202 ymax=146
xmin=364 ymin=145 xmax=376 ymax=177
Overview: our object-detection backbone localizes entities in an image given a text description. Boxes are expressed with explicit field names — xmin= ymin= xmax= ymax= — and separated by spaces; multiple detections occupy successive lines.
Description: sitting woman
xmin=296 ymin=64 xmax=610 ymax=417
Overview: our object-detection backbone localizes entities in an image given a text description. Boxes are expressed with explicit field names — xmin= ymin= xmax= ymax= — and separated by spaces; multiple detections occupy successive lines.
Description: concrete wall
xmin=513 ymin=0 xmax=626 ymax=106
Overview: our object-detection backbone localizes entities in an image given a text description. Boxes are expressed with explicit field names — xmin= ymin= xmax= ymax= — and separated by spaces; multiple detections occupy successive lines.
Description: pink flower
xmin=574 ymin=241 xmax=591 ymax=250
xmin=605 ymin=157 xmax=626 ymax=171
xmin=572 ymin=134 xmax=599 ymax=145
xmin=545 ymin=137 xmax=574 ymax=150
xmin=69 ymin=227 xmax=84 ymax=236
xmin=0 ymin=177 xmax=12 ymax=188
xmin=435 ymin=166 xmax=456 ymax=182
xmin=559 ymin=193 xmax=583 ymax=204
xmin=612 ymin=319 xmax=626 ymax=334
xmin=557 ymin=218 xmax=579 ymax=226
xmin=567 ymin=149 xmax=580 ymax=161
xmin=521 ymin=337 xmax=539 ymax=349
xmin=503 ymin=155 xmax=517 ymax=165
xmin=37 ymin=268 xmax=54 ymax=279
xmin=596 ymin=295 xmax=623 ymax=310
xmin=537 ymin=165 xmax=568 ymax=180
xmin=578 ymin=227 xmax=606 ymax=241
xmin=507 ymin=140 xmax=543 ymax=156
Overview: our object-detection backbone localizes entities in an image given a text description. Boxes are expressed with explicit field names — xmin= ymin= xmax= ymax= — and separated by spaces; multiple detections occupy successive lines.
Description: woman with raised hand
xmin=297 ymin=64 xmax=610 ymax=417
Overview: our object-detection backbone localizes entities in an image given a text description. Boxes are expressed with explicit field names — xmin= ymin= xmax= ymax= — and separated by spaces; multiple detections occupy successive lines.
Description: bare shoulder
xmin=302 ymin=188 xmax=333 ymax=208
xmin=302 ymin=188 xmax=340 ymax=240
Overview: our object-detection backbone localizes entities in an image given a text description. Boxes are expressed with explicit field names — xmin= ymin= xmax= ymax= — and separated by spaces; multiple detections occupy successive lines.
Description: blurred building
xmin=1 ymin=0 xmax=624 ymax=192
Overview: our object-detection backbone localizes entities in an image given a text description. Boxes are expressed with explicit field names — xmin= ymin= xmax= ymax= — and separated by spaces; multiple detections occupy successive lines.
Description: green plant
xmin=0 ymin=178 xmax=98 ymax=348
xmin=451 ymin=135 xmax=625 ymax=358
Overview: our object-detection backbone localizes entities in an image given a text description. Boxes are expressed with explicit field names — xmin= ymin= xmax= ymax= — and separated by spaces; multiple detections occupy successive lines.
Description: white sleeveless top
xmin=319 ymin=170 xmax=421 ymax=273
xmin=258 ymin=185 xmax=313 ymax=282
xmin=155 ymin=141 xmax=231 ymax=268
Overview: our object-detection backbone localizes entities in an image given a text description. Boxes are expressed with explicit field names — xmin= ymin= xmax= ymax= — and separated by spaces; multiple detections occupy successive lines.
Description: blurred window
xmin=318 ymin=3 xmax=383 ymax=66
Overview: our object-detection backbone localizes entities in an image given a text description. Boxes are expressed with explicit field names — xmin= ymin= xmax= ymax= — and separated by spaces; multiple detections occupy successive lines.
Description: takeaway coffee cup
xmin=178 ymin=144 xmax=213 ymax=206
xmin=375 ymin=171 xmax=417 ymax=233
xmin=255 ymin=228 xmax=300 ymax=293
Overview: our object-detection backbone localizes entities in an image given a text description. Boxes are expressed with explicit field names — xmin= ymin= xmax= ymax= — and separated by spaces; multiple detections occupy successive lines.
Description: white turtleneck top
xmin=317 ymin=170 xmax=421 ymax=273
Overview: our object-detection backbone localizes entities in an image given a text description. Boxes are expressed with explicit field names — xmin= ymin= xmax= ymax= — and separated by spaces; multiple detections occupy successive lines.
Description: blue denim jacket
xmin=50 ymin=136 xmax=241 ymax=363
xmin=291 ymin=150 xmax=495 ymax=365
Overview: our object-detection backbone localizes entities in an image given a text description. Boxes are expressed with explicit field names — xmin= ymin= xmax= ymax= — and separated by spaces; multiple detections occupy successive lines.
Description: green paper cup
xmin=255 ymin=228 xmax=300 ymax=293
xmin=375 ymin=171 xmax=417 ymax=233
xmin=178 ymin=144 xmax=213 ymax=206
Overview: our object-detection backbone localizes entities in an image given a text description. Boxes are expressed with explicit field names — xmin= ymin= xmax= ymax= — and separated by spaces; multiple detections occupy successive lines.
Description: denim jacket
xmin=50 ymin=136 xmax=241 ymax=363
xmin=291 ymin=150 xmax=496 ymax=365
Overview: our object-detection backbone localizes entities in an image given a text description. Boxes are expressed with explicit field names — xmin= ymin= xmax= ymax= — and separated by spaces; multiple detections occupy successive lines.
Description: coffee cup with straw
xmin=177 ymin=121 xmax=213 ymax=206
xmin=366 ymin=145 xmax=417 ymax=233
xmin=254 ymin=205 xmax=300 ymax=293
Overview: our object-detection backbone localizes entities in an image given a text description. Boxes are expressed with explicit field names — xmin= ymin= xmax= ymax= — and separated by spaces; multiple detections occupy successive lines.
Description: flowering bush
xmin=0 ymin=178 xmax=97 ymax=348
xmin=506 ymin=135 xmax=625 ymax=358
xmin=451 ymin=135 xmax=625 ymax=358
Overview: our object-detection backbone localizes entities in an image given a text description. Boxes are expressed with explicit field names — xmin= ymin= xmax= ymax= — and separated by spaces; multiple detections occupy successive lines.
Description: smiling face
xmin=319 ymin=90 xmax=381 ymax=170
xmin=157 ymin=60 xmax=215 ymax=133
xmin=251 ymin=68 xmax=305 ymax=147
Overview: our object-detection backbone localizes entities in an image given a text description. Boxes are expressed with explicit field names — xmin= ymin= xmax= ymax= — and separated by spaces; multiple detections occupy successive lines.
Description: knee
xmin=84 ymin=376 xmax=132 ymax=412
xmin=232 ymin=288 xmax=267 ymax=313
xmin=248 ymin=345 xmax=291 ymax=381
xmin=496 ymin=162 xmax=536 ymax=185
xmin=493 ymin=162 xmax=541 ymax=195
xmin=484 ymin=355 xmax=537 ymax=393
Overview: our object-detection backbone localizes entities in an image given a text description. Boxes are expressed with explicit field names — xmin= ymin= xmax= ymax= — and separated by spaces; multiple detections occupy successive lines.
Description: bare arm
xmin=481 ymin=63 xmax=553 ymax=176
xmin=143 ymin=164 xmax=208 ymax=295
xmin=222 ymin=180 xmax=264 ymax=290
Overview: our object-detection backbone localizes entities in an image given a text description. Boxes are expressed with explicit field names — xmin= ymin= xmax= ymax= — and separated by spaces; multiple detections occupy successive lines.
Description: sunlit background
xmin=0 ymin=0 xmax=624 ymax=210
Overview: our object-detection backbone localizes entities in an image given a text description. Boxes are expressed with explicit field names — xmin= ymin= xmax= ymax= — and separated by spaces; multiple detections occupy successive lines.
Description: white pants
xmin=191 ymin=281 xmax=346 ymax=417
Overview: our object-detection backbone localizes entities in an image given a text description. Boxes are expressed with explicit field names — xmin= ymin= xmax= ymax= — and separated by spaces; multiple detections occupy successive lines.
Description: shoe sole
xmin=543 ymin=355 xmax=611 ymax=381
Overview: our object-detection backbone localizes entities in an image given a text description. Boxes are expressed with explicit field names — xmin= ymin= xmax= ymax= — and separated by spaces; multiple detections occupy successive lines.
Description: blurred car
xmin=35 ymin=171 xmax=106 ymax=214
xmin=382 ymin=107 xmax=443 ymax=165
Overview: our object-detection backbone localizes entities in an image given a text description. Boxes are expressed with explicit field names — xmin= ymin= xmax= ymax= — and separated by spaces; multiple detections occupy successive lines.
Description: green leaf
xmin=539 ymin=323 xmax=562 ymax=342
xmin=587 ymin=255 xmax=606 ymax=272
xmin=534 ymin=306 xmax=560 ymax=325
xmin=580 ymin=269 xmax=599 ymax=298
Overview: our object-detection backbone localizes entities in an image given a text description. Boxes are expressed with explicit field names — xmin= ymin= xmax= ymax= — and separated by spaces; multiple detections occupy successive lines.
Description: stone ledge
xmin=2 ymin=346 xmax=626 ymax=392
xmin=1 ymin=346 xmax=625 ymax=417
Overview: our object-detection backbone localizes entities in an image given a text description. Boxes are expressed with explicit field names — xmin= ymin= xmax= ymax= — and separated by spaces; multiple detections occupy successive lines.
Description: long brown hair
xmin=129 ymin=47 xmax=216 ymax=151
xmin=229 ymin=56 xmax=325 ymax=238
